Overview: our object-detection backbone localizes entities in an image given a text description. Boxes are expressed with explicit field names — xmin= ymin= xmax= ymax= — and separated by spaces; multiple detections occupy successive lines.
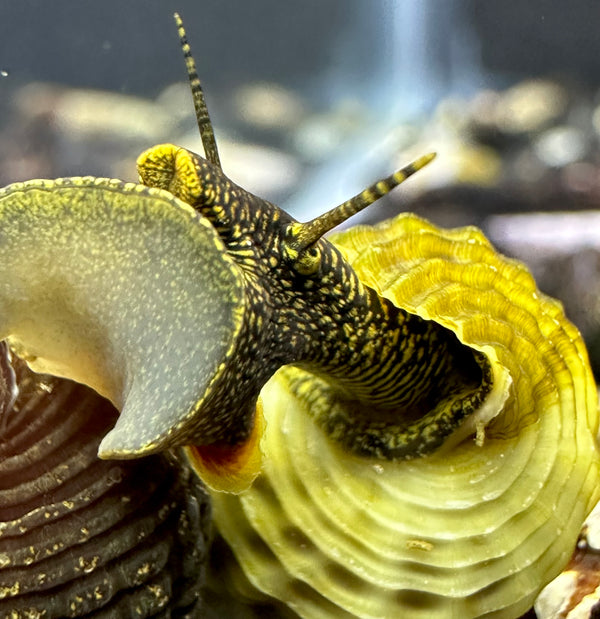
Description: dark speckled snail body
xmin=0 ymin=12 xmax=598 ymax=618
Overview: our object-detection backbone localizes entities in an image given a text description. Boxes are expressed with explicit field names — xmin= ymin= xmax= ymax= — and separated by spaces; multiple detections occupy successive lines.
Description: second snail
xmin=0 ymin=12 xmax=598 ymax=619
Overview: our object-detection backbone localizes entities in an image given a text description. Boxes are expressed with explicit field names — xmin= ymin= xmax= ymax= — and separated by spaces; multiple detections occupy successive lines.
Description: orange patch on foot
xmin=185 ymin=398 xmax=265 ymax=493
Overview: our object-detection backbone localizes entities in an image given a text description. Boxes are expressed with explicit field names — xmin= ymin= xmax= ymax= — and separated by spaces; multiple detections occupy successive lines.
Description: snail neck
xmin=279 ymin=244 xmax=492 ymax=459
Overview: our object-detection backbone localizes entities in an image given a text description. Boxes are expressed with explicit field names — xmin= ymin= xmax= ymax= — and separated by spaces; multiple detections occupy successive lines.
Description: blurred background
xmin=2 ymin=0 xmax=600 ymax=381
xmin=3 ymin=1 xmax=600 ymax=204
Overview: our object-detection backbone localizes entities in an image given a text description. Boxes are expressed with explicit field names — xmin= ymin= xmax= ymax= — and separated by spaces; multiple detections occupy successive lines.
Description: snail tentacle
xmin=173 ymin=12 xmax=221 ymax=169
xmin=285 ymin=151 xmax=436 ymax=256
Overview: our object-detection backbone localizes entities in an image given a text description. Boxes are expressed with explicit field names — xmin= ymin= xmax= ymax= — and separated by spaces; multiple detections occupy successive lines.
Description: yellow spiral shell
xmin=211 ymin=213 xmax=600 ymax=618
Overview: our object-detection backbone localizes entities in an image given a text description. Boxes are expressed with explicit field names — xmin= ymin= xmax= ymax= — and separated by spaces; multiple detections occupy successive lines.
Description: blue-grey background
xmin=1 ymin=0 xmax=600 ymax=215
xmin=2 ymin=1 xmax=599 ymax=103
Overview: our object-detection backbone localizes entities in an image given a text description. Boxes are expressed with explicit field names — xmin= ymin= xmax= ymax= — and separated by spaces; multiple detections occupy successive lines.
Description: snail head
xmin=130 ymin=14 xmax=441 ymax=492
xmin=135 ymin=133 xmax=435 ymax=492
xmin=0 ymin=14 xmax=437 ymax=494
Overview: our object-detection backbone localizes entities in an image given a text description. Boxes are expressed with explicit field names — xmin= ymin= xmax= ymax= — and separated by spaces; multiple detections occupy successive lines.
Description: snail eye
xmin=293 ymin=245 xmax=322 ymax=276
xmin=280 ymin=223 xmax=322 ymax=276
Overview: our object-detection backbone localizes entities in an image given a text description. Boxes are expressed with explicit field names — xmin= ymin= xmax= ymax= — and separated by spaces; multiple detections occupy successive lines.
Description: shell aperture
xmin=0 ymin=177 xmax=247 ymax=462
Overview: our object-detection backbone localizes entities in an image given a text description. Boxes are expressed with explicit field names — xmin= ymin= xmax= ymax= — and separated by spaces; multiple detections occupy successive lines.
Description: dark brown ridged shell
xmin=0 ymin=356 xmax=211 ymax=618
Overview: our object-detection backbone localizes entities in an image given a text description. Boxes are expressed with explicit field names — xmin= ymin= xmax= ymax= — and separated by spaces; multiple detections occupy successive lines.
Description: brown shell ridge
xmin=0 ymin=358 xmax=211 ymax=617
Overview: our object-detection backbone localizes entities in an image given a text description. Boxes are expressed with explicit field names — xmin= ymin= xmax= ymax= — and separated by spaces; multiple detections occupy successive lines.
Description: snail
xmin=0 ymin=11 xmax=598 ymax=619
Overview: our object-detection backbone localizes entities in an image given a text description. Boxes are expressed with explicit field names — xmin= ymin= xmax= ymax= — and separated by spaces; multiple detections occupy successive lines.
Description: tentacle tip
xmin=421 ymin=151 xmax=437 ymax=166
xmin=407 ymin=151 xmax=436 ymax=175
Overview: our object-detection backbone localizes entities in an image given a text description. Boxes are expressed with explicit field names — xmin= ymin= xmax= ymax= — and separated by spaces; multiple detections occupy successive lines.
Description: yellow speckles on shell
xmin=405 ymin=539 xmax=434 ymax=552
xmin=137 ymin=563 xmax=151 ymax=579
xmin=0 ymin=364 xmax=209 ymax=615
xmin=211 ymin=213 xmax=600 ymax=618
xmin=0 ymin=581 xmax=19 ymax=599
xmin=75 ymin=555 xmax=100 ymax=575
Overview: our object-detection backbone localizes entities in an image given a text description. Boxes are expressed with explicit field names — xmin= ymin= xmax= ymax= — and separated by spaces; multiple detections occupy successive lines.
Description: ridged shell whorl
xmin=0 ymin=349 xmax=211 ymax=616
xmin=211 ymin=213 xmax=600 ymax=618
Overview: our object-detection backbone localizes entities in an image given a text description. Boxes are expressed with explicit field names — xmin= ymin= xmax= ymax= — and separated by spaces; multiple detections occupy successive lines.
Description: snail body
xmin=0 ymin=12 xmax=597 ymax=618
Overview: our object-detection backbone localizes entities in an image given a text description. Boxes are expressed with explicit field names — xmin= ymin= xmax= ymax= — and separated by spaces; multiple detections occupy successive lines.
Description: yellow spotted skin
xmin=137 ymin=143 xmax=492 ymax=459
